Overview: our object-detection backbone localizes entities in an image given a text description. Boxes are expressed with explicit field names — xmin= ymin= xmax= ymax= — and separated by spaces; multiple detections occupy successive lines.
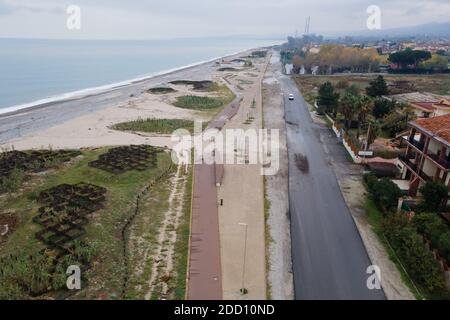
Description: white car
xmin=288 ymin=94 xmax=295 ymax=100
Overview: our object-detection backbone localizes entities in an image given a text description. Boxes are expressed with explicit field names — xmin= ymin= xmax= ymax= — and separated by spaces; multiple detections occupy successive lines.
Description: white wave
xmin=0 ymin=45 xmax=270 ymax=116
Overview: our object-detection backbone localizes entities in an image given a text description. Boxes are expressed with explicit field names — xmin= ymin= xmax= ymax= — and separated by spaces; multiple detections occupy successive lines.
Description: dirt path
xmin=144 ymin=164 xmax=188 ymax=299
xmin=262 ymin=52 xmax=294 ymax=300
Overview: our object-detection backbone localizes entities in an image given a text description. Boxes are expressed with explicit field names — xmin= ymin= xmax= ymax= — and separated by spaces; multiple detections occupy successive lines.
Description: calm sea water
xmin=0 ymin=37 xmax=280 ymax=111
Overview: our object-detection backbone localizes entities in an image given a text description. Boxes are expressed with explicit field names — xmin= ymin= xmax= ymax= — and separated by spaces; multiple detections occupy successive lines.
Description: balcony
xmin=418 ymin=169 xmax=433 ymax=182
xmin=426 ymin=152 xmax=450 ymax=171
xmin=407 ymin=138 xmax=425 ymax=152
xmin=399 ymin=154 xmax=433 ymax=182
xmin=399 ymin=154 xmax=417 ymax=171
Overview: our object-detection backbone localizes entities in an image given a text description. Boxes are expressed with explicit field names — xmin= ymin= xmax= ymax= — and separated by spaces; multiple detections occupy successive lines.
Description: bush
xmin=112 ymin=118 xmax=196 ymax=134
xmin=413 ymin=213 xmax=450 ymax=263
xmin=370 ymin=178 xmax=402 ymax=212
xmin=438 ymin=232 xmax=450 ymax=263
xmin=419 ymin=181 xmax=449 ymax=212
xmin=174 ymin=95 xmax=224 ymax=110
xmin=0 ymin=168 xmax=24 ymax=193
xmin=363 ymin=173 xmax=378 ymax=191
xmin=383 ymin=213 xmax=446 ymax=293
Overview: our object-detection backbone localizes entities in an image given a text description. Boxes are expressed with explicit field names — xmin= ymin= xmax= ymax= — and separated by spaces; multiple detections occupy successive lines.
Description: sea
xmin=0 ymin=37 xmax=282 ymax=114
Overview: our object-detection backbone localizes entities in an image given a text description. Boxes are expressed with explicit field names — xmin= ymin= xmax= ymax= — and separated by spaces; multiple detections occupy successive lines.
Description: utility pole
xmin=304 ymin=16 xmax=311 ymax=35
xmin=238 ymin=222 xmax=248 ymax=295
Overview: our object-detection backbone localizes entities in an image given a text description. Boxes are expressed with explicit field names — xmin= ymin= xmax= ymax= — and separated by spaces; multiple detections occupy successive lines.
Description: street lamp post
xmin=238 ymin=222 xmax=248 ymax=295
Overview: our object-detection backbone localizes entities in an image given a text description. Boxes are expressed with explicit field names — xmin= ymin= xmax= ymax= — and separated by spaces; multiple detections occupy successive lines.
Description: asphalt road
xmin=280 ymin=75 xmax=385 ymax=300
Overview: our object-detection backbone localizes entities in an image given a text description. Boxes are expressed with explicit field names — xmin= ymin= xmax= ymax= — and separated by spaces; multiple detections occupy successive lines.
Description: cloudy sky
xmin=0 ymin=0 xmax=449 ymax=39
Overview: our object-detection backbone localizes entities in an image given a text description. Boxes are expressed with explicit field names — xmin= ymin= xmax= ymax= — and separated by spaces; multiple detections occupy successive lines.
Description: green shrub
xmin=112 ymin=118 xmax=196 ymax=134
xmin=363 ymin=173 xmax=378 ymax=191
xmin=383 ymin=213 xmax=446 ymax=293
xmin=174 ymin=95 xmax=224 ymax=110
xmin=438 ymin=232 xmax=450 ymax=263
xmin=419 ymin=181 xmax=449 ymax=212
xmin=0 ymin=168 xmax=24 ymax=193
xmin=413 ymin=213 xmax=450 ymax=263
xmin=413 ymin=213 xmax=447 ymax=244
xmin=370 ymin=177 xmax=402 ymax=212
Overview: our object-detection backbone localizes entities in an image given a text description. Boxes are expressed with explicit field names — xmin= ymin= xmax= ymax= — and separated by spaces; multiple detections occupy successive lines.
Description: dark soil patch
xmin=365 ymin=162 xmax=399 ymax=178
xmin=0 ymin=212 xmax=20 ymax=241
xmin=0 ymin=150 xmax=81 ymax=179
xmin=147 ymin=87 xmax=176 ymax=94
xmin=295 ymin=153 xmax=309 ymax=173
xmin=34 ymin=183 xmax=107 ymax=252
xmin=169 ymin=80 xmax=214 ymax=91
xmin=89 ymin=145 xmax=161 ymax=174
xmin=218 ymin=67 xmax=239 ymax=72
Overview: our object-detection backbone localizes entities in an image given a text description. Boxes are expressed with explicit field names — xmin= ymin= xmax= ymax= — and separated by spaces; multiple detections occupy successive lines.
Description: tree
xmin=366 ymin=75 xmax=388 ymax=97
xmin=356 ymin=96 xmax=373 ymax=139
xmin=383 ymin=213 xmax=446 ymax=293
xmin=339 ymin=91 xmax=359 ymax=130
xmin=370 ymin=178 xmax=402 ymax=212
xmin=317 ymin=82 xmax=339 ymax=116
xmin=388 ymin=48 xmax=432 ymax=70
xmin=420 ymin=54 xmax=449 ymax=72
xmin=372 ymin=97 xmax=395 ymax=118
xmin=419 ymin=181 xmax=449 ymax=212
xmin=366 ymin=119 xmax=381 ymax=149
xmin=382 ymin=111 xmax=406 ymax=137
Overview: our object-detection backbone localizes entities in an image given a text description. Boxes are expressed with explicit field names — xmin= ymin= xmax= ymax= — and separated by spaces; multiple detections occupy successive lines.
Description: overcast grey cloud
xmin=0 ymin=0 xmax=449 ymax=39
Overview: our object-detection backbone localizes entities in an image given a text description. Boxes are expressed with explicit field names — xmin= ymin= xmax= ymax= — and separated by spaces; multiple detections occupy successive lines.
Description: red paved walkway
xmin=187 ymin=163 xmax=222 ymax=300
xmin=186 ymin=86 xmax=240 ymax=300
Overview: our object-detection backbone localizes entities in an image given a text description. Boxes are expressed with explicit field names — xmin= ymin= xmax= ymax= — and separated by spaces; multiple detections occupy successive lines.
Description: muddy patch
xmin=295 ymin=153 xmax=309 ymax=173
xmin=286 ymin=120 xmax=298 ymax=126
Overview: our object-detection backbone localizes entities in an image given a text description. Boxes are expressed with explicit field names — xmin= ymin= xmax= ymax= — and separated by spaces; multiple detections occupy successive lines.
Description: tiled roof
xmin=411 ymin=114 xmax=450 ymax=145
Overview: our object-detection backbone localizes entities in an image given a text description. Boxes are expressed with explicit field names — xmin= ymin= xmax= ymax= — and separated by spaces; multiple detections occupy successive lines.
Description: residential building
xmin=399 ymin=114 xmax=450 ymax=198
xmin=386 ymin=92 xmax=450 ymax=118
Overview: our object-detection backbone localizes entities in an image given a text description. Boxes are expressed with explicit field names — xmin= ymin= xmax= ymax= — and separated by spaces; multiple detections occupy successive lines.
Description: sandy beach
xmin=0 ymin=49 xmax=260 ymax=150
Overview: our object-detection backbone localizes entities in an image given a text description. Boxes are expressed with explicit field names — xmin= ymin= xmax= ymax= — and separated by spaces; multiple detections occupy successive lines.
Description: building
xmin=399 ymin=114 xmax=450 ymax=197
xmin=409 ymin=99 xmax=450 ymax=118
xmin=386 ymin=92 xmax=450 ymax=118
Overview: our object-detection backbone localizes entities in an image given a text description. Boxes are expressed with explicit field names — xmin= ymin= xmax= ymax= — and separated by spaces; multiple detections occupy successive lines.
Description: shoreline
xmin=0 ymin=46 xmax=270 ymax=148
xmin=0 ymin=46 xmax=269 ymax=118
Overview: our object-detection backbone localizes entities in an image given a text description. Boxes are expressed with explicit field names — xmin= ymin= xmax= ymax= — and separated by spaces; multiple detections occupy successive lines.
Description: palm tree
xmin=339 ymin=92 xmax=359 ymax=130
xmin=366 ymin=119 xmax=381 ymax=150
xmin=356 ymin=96 xmax=373 ymax=139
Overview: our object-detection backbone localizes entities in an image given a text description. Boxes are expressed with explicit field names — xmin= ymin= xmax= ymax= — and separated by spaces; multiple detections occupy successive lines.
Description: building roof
xmin=435 ymin=99 xmax=450 ymax=109
xmin=411 ymin=102 xmax=435 ymax=112
xmin=410 ymin=114 xmax=450 ymax=146
xmin=385 ymin=92 xmax=444 ymax=104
